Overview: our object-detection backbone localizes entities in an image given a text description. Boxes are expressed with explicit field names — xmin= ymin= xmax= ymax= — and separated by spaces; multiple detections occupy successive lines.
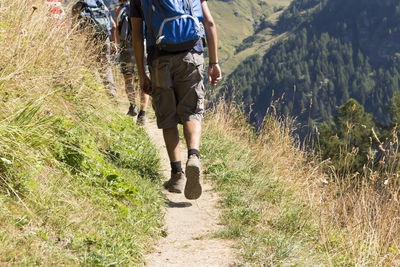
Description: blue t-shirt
xmin=129 ymin=0 xmax=204 ymax=63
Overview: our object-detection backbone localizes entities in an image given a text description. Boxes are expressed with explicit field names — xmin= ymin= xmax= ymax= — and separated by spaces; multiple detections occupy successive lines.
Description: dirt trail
xmin=143 ymin=115 xmax=235 ymax=267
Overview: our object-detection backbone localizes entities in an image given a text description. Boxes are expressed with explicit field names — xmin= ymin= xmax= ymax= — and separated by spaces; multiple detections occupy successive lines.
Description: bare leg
xmin=183 ymin=120 xmax=202 ymax=150
xmin=124 ymin=74 xmax=135 ymax=105
xmin=140 ymin=91 xmax=149 ymax=111
xmin=163 ymin=126 xmax=181 ymax=162
xmin=140 ymin=71 xmax=150 ymax=111
xmin=137 ymin=80 xmax=149 ymax=124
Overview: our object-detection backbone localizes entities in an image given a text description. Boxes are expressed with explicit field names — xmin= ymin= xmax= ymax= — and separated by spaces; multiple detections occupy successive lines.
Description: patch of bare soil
xmin=143 ymin=115 xmax=235 ymax=267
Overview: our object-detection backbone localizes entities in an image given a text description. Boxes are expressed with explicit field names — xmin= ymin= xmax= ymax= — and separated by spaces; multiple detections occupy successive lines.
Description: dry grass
xmin=318 ymin=143 xmax=400 ymax=265
xmin=202 ymin=99 xmax=400 ymax=265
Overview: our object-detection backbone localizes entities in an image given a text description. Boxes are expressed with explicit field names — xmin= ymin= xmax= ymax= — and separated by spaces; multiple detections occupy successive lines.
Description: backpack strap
xmin=187 ymin=0 xmax=195 ymax=16
xmin=141 ymin=0 xmax=157 ymax=47
xmin=183 ymin=0 xmax=188 ymax=13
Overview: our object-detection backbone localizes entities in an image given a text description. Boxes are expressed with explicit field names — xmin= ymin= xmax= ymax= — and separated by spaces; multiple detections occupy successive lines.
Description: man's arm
xmin=109 ymin=16 xmax=117 ymax=44
xmin=114 ymin=5 xmax=122 ymax=44
xmin=201 ymin=0 xmax=222 ymax=87
xmin=131 ymin=17 xmax=152 ymax=94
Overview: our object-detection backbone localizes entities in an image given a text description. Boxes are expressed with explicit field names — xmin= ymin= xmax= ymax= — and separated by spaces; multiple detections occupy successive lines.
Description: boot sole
xmin=184 ymin=161 xmax=202 ymax=199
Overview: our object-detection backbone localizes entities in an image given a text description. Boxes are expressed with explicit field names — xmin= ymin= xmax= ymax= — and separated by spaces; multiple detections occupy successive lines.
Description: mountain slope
xmin=225 ymin=0 xmax=400 ymax=130
xmin=208 ymin=0 xmax=292 ymax=76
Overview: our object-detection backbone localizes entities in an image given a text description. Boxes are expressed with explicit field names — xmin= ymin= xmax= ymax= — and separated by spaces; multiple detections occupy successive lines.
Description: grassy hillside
xmin=208 ymin=0 xmax=292 ymax=76
xmin=202 ymin=100 xmax=400 ymax=266
xmin=0 ymin=1 xmax=163 ymax=265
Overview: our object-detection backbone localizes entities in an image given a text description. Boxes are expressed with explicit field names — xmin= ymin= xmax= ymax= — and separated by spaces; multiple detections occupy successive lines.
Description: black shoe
xmin=127 ymin=104 xmax=138 ymax=117
xmin=137 ymin=114 xmax=146 ymax=125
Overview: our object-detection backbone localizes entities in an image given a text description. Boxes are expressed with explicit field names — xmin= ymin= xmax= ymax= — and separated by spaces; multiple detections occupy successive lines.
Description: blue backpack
xmin=77 ymin=0 xmax=112 ymax=39
xmin=140 ymin=0 xmax=205 ymax=52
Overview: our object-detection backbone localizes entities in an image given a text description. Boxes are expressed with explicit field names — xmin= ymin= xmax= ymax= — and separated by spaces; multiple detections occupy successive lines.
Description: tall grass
xmin=202 ymin=99 xmax=400 ymax=266
xmin=316 ymin=128 xmax=400 ymax=265
xmin=1 ymin=1 xmax=164 ymax=265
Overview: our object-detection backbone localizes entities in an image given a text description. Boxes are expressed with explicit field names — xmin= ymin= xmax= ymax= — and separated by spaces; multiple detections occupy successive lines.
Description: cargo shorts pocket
xmin=182 ymin=52 xmax=205 ymax=80
xmin=152 ymin=58 xmax=172 ymax=89
xmin=195 ymin=85 xmax=205 ymax=115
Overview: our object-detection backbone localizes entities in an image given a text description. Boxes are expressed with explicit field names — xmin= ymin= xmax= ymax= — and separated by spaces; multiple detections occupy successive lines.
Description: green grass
xmin=201 ymin=102 xmax=400 ymax=265
xmin=0 ymin=1 xmax=164 ymax=264
xmin=200 ymin=106 xmax=327 ymax=265
xmin=0 ymin=102 xmax=164 ymax=265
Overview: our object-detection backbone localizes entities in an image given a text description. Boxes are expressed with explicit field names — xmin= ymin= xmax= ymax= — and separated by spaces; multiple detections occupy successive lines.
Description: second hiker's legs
xmin=140 ymin=88 xmax=150 ymax=111
xmin=120 ymin=40 xmax=138 ymax=116
xmin=124 ymin=75 xmax=135 ymax=105
xmin=98 ymin=37 xmax=117 ymax=97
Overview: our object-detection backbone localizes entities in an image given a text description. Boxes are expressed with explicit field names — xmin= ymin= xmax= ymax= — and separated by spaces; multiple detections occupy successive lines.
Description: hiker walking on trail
xmin=130 ymin=0 xmax=222 ymax=199
xmin=115 ymin=0 xmax=150 ymax=124
xmin=72 ymin=0 xmax=118 ymax=98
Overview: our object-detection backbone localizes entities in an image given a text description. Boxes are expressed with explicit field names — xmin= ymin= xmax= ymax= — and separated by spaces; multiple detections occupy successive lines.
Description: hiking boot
xmin=184 ymin=155 xmax=202 ymax=199
xmin=137 ymin=113 xmax=146 ymax=126
xmin=127 ymin=104 xmax=138 ymax=117
xmin=163 ymin=172 xmax=186 ymax=193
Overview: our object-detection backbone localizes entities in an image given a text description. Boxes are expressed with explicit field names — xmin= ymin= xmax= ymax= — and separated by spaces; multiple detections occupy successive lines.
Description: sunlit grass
xmin=0 ymin=0 xmax=164 ymax=265
xmin=202 ymin=99 xmax=400 ymax=266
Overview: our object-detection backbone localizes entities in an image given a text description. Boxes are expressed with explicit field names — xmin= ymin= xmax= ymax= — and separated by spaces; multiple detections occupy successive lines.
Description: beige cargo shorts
xmin=150 ymin=51 xmax=205 ymax=129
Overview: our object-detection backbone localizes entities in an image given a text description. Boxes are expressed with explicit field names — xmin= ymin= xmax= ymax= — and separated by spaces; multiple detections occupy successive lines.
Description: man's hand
xmin=140 ymin=74 xmax=152 ymax=95
xmin=208 ymin=63 xmax=222 ymax=87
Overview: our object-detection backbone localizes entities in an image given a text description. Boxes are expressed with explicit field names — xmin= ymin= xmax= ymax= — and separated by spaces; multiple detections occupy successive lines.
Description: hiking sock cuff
xmin=188 ymin=149 xmax=200 ymax=159
xmin=170 ymin=161 xmax=183 ymax=174
xmin=138 ymin=110 xmax=146 ymax=117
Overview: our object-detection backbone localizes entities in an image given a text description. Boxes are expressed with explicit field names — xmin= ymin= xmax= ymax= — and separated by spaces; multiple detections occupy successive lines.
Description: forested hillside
xmin=207 ymin=0 xmax=291 ymax=75
xmin=226 ymin=0 xmax=400 ymax=131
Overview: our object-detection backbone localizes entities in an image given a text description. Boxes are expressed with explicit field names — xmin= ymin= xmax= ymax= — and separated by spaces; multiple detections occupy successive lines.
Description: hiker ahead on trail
xmin=131 ymin=0 xmax=222 ymax=199
xmin=115 ymin=0 xmax=150 ymax=124
xmin=72 ymin=0 xmax=118 ymax=98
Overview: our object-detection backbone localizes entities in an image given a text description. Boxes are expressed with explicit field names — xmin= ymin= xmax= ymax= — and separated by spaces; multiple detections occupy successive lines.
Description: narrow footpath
xmin=143 ymin=115 xmax=235 ymax=267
